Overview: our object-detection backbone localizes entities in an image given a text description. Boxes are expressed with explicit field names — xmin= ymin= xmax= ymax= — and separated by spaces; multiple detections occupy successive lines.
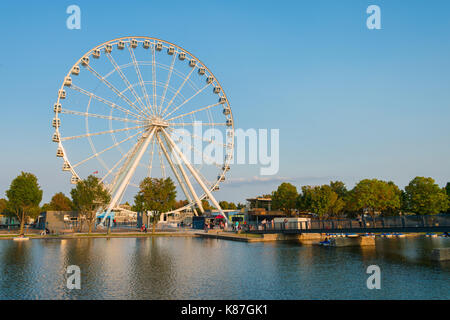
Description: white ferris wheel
xmin=52 ymin=36 xmax=234 ymax=224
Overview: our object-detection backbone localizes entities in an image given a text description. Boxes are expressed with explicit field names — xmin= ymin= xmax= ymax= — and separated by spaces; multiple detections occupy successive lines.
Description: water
xmin=0 ymin=236 xmax=449 ymax=299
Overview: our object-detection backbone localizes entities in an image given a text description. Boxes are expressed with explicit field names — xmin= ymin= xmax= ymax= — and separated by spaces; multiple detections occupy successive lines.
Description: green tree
xmin=400 ymin=190 xmax=409 ymax=213
xmin=41 ymin=203 xmax=51 ymax=212
xmin=71 ymin=175 xmax=111 ymax=233
xmin=228 ymin=202 xmax=237 ymax=210
xmin=219 ymin=201 xmax=230 ymax=210
xmin=272 ymin=183 xmax=299 ymax=216
xmin=6 ymin=172 xmax=43 ymax=235
xmin=349 ymin=179 xmax=401 ymax=219
xmin=445 ymin=182 xmax=450 ymax=213
xmin=43 ymin=192 xmax=73 ymax=211
xmin=218 ymin=201 xmax=237 ymax=210
xmin=236 ymin=203 xmax=246 ymax=210
xmin=298 ymin=185 xmax=342 ymax=219
xmin=201 ymin=199 xmax=212 ymax=211
xmin=0 ymin=198 xmax=7 ymax=213
xmin=404 ymin=177 xmax=448 ymax=215
xmin=174 ymin=199 xmax=189 ymax=209
xmin=133 ymin=177 xmax=177 ymax=233
xmin=328 ymin=191 xmax=345 ymax=218
xmin=330 ymin=181 xmax=348 ymax=199
xmin=382 ymin=181 xmax=403 ymax=216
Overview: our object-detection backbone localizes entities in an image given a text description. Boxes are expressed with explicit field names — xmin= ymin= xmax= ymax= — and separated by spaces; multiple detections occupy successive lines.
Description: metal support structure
xmin=99 ymin=127 xmax=156 ymax=226
xmin=156 ymin=132 xmax=198 ymax=216
xmin=160 ymin=128 xmax=228 ymax=223
xmin=160 ymin=131 xmax=204 ymax=214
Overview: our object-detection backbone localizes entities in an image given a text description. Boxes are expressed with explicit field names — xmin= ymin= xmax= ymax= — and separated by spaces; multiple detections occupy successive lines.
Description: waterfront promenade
xmin=250 ymin=214 xmax=450 ymax=235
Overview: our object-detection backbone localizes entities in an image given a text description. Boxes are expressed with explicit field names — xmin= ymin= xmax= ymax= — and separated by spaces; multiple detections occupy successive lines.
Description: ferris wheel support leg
xmin=100 ymin=127 xmax=157 ymax=226
xmin=161 ymin=132 xmax=205 ymax=214
xmin=161 ymin=128 xmax=228 ymax=223
xmin=156 ymin=132 xmax=198 ymax=216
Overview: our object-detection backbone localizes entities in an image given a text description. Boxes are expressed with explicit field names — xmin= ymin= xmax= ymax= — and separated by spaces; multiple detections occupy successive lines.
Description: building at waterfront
xmin=246 ymin=197 xmax=286 ymax=224
xmin=0 ymin=214 xmax=18 ymax=226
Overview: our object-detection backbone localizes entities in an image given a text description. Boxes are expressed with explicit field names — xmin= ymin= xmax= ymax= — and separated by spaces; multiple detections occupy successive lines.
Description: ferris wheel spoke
xmin=156 ymin=132 xmax=197 ymax=211
xmin=159 ymin=53 xmax=177 ymax=114
xmin=161 ymin=66 xmax=196 ymax=116
xmin=151 ymin=44 xmax=158 ymax=114
xmin=156 ymin=135 xmax=167 ymax=178
xmin=106 ymin=51 xmax=148 ymax=114
xmin=108 ymin=56 xmax=151 ymax=119
xmin=61 ymin=108 xmax=144 ymax=124
xmin=170 ymin=122 xmax=227 ymax=127
xmin=100 ymin=144 xmax=136 ymax=185
xmin=161 ymin=128 xmax=225 ymax=217
xmin=61 ymin=125 xmax=146 ymax=141
xmin=170 ymin=132 xmax=222 ymax=170
xmin=70 ymin=84 xmax=143 ymax=120
xmin=126 ymin=45 xmax=153 ymax=114
xmin=147 ymin=137 xmax=156 ymax=177
xmin=72 ymin=129 xmax=145 ymax=169
xmin=162 ymin=83 xmax=211 ymax=119
xmin=84 ymin=64 xmax=149 ymax=118
xmin=160 ymin=132 xmax=205 ymax=213
xmin=165 ymin=102 xmax=221 ymax=122
xmin=166 ymin=126 xmax=227 ymax=148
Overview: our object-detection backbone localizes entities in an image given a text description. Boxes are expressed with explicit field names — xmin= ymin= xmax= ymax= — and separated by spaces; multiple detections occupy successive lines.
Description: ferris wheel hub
xmin=148 ymin=116 xmax=169 ymax=128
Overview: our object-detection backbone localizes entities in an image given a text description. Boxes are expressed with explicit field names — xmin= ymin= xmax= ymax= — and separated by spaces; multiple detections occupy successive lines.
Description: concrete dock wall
xmin=431 ymin=248 xmax=450 ymax=261
xmin=332 ymin=236 xmax=375 ymax=247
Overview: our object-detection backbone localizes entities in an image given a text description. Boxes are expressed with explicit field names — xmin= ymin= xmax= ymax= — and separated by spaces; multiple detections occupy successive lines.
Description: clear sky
xmin=0 ymin=0 xmax=449 ymax=204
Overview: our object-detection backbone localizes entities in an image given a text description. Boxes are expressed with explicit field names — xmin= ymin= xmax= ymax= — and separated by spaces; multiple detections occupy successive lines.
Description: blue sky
xmin=0 ymin=0 xmax=449 ymax=204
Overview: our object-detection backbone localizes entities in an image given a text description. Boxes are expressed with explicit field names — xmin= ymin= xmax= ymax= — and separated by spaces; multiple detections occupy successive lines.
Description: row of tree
xmin=271 ymin=177 xmax=450 ymax=218
xmin=0 ymin=172 xmax=241 ymax=235
xmin=0 ymin=172 xmax=111 ymax=234
xmin=3 ymin=172 xmax=448 ymax=235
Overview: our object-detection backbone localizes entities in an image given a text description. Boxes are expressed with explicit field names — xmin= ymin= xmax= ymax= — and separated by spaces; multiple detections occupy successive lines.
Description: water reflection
xmin=0 ymin=236 xmax=449 ymax=299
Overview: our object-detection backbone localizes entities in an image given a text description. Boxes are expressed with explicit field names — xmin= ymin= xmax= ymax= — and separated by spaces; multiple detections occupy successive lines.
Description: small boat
xmin=395 ymin=233 xmax=405 ymax=238
xmin=346 ymin=233 xmax=358 ymax=238
xmin=319 ymin=240 xmax=331 ymax=246
xmin=13 ymin=236 xmax=29 ymax=241
xmin=426 ymin=233 xmax=437 ymax=238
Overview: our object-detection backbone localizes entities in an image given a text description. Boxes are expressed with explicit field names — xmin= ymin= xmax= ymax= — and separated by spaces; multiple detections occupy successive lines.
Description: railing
xmin=0 ymin=224 xmax=20 ymax=230
xmin=249 ymin=214 xmax=450 ymax=233
xmin=113 ymin=221 xmax=138 ymax=228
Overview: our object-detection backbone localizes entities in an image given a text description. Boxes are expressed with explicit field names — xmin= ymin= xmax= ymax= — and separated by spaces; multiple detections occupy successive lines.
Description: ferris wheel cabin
xmin=71 ymin=65 xmax=80 ymax=75
xmin=53 ymin=103 xmax=62 ymax=113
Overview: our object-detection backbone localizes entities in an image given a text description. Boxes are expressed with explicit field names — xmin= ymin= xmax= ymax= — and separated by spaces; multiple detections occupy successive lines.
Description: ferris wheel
xmin=52 ymin=36 xmax=234 ymax=223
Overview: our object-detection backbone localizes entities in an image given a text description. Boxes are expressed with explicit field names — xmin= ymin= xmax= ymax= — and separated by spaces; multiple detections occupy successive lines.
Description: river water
xmin=0 ymin=236 xmax=449 ymax=299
